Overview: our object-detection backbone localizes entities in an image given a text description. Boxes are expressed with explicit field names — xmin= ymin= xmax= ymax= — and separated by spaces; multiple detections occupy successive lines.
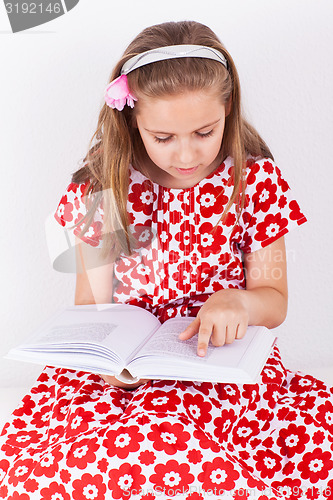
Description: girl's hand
xmin=178 ymin=238 xmax=289 ymax=357
xmin=178 ymin=289 xmax=249 ymax=357
xmin=100 ymin=374 xmax=150 ymax=390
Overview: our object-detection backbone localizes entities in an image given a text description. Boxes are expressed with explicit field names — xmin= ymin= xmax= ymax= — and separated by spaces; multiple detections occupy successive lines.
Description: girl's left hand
xmin=178 ymin=289 xmax=249 ymax=357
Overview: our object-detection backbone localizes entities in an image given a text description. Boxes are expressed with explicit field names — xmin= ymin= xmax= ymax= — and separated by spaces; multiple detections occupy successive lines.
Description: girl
xmin=1 ymin=20 xmax=333 ymax=500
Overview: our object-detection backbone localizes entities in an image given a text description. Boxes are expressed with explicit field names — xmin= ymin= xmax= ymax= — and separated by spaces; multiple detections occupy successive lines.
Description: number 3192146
xmin=5 ymin=3 xmax=62 ymax=14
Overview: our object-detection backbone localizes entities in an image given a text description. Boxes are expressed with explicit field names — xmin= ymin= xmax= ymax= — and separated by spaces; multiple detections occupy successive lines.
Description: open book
xmin=5 ymin=304 xmax=277 ymax=384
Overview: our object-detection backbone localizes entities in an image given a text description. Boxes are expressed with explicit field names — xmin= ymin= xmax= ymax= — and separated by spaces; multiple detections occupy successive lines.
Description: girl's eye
xmin=153 ymin=130 xmax=213 ymax=144
xmin=197 ymin=130 xmax=213 ymax=138
xmin=154 ymin=136 xmax=172 ymax=144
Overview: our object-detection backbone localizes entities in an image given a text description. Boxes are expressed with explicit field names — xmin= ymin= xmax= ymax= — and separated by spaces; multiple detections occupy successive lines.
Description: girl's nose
xmin=176 ymin=139 xmax=195 ymax=166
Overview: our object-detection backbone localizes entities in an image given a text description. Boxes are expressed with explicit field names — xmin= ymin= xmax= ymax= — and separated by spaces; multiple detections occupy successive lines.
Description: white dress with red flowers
xmin=1 ymin=157 xmax=333 ymax=500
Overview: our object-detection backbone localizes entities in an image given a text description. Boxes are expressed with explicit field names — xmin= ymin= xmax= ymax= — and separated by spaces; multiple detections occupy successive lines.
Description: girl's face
xmin=135 ymin=89 xmax=228 ymax=189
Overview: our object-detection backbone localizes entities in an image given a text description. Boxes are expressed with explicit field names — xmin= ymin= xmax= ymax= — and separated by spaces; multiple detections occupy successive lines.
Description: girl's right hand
xmin=100 ymin=374 xmax=150 ymax=390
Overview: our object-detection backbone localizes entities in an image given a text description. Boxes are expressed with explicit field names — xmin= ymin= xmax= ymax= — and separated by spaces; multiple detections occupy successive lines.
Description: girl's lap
xmin=3 ymin=345 xmax=331 ymax=439
xmin=0 ymin=367 xmax=266 ymax=498
xmin=1 ymin=350 xmax=333 ymax=499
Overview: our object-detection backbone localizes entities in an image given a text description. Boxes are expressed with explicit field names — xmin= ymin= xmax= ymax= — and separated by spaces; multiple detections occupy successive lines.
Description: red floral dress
xmin=1 ymin=157 xmax=333 ymax=500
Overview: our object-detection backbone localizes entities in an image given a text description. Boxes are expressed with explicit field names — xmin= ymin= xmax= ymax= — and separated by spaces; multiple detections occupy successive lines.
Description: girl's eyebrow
xmin=144 ymin=118 xmax=221 ymax=135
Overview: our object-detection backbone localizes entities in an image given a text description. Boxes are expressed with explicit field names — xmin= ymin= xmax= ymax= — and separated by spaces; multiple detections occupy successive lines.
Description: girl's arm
xmin=75 ymin=237 xmax=149 ymax=389
xmin=75 ymin=236 xmax=114 ymax=305
xmin=179 ymin=236 xmax=288 ymax=357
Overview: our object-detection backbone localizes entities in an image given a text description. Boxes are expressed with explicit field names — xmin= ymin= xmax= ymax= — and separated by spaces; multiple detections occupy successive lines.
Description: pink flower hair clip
xmin=104 ymin=74 xmax=137 ymax=111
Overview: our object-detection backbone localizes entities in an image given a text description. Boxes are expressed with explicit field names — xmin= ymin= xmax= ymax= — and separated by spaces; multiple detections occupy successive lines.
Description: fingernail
xmin=198 ymin=348 xmax=206 ymax=357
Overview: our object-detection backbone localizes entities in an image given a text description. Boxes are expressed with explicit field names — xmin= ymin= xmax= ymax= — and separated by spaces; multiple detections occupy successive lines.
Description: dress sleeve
xmin=54 ymin=181 xmax=104 ymax=248
xmin=239 ymin=158 xmax=307 ymax=254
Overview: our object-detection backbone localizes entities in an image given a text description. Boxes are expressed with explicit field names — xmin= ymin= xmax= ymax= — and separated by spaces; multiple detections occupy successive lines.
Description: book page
xmin=136 ymin=319 xmax=267 ymax=367
xmin=18 ymin=304 xmax=161 ymax=363
xmin=33 ymin=323 xmax=117 ymax=344
xmin=137 ymin=318 xmax=216 ymax=360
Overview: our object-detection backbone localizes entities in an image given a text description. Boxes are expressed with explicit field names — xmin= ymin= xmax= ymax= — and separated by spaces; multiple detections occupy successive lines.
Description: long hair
xmin=72 ymin=20 xmax=273 ymax=259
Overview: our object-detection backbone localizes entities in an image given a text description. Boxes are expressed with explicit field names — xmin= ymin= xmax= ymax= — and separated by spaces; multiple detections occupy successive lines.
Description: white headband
xmin=121 ymin=44 xmax=228 ymax=75
xmin=104 ymin=44 xmax=228 ymax=111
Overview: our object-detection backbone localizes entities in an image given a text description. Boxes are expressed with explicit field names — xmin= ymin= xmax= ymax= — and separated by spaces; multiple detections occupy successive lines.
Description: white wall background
xmin=1 ymin=0 xmax=332 ymax=389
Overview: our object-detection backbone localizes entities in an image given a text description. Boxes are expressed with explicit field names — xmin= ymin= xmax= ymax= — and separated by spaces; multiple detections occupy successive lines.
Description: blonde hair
xmin=72 ymin=20 xmax=273 ymax=259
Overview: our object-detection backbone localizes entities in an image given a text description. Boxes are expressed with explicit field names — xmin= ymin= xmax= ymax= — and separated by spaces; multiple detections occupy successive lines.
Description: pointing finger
xmin=178 ymin=317 xmax=200 ymax=340
xmin=197 ymin=322 xmax=214 ymax=357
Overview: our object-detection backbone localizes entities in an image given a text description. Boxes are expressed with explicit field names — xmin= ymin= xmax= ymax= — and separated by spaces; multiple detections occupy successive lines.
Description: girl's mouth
xmin=176 ymin=166 xmax=198 ymax=175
